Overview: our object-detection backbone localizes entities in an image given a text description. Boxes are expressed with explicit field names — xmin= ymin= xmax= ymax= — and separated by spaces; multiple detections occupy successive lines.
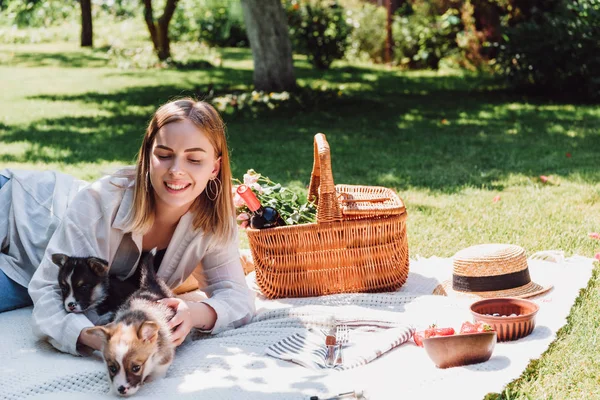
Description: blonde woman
xmin=1 ymin=98 xmax=254 ymax=355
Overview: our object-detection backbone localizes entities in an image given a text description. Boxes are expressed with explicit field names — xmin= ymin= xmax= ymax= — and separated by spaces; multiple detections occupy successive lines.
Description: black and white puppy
xmin=53 ymin=254 xmax=138 ymax=322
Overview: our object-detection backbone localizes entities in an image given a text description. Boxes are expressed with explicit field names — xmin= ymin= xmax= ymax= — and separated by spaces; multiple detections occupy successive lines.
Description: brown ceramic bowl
xmin=470 ymin=297 xmax=539 ymax=342
xmin=422 ymin=332 xmax=496 ymax=369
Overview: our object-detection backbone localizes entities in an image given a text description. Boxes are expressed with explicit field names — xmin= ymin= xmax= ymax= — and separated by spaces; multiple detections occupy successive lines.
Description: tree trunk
xmin=384 ymin=0 xmax=393 ymax=64
xmin=241 ymin=0 xmax=296 ymax=92
xmin=80 ymin=0 xmax=93 ymax=47
xmin=142 ymin=0 xmax=178 ymax=61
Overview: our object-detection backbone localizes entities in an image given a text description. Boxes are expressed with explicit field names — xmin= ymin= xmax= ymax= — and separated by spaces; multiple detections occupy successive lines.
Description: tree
xmin=241 ymin=0 xmax=296 ymax=92
xmin=142 ymin=0 xmax=178 ymax=61
xmin=80 ymin=0 xmax=93 ymax=47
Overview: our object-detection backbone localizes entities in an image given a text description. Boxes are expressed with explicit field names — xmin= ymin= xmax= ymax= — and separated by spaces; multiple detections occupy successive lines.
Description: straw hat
xmin=433 ymin=244 xmax=553 ymax=299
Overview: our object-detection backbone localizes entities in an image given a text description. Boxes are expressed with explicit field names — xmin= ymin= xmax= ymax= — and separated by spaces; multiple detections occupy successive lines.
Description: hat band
xmin=452 ymin=269 xmax=531 ymax=292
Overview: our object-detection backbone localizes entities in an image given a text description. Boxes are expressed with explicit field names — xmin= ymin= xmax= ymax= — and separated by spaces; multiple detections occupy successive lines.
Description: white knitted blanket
xmin=0 ymin=254 xmax=594 ymax=400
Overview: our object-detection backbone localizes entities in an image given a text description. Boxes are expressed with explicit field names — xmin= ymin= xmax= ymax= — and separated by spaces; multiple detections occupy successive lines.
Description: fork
xmin=324 ymin=328 xmax=337 ymax=368
xmin=335 ymin=324 xmax=349 ymax=366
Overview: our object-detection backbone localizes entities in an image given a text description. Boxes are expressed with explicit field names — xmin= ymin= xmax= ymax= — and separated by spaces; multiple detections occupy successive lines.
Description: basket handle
xmin=308 ymin=133 xmax=343 ymax=224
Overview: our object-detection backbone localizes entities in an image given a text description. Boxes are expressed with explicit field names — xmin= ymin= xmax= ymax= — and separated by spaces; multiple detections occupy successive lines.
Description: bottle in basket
xmin=236 ymin=184 xmax=286 ymax=229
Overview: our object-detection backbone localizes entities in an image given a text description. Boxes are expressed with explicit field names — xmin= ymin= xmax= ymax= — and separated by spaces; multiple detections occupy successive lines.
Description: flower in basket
xmin=232 ymin=169 xmax=317 ymax=227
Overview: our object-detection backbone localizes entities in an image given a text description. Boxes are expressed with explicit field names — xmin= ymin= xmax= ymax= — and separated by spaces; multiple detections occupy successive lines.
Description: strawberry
xmin=415 ymin=324 xmax=457 ymax=346
xmin=434 ymin=327 xmax=455 ymax=336
xmin=460 ymin=321 xmax=478 ymax=334
xmin=424 ymin=325 xmax=437 ymax=338
xmin=475 ymin=322 xmax=494 ymax=332
xmin=414 ymin=325 xmax=439 ymax=347
xmin=413 ymin=331 xmax=425 ymax=347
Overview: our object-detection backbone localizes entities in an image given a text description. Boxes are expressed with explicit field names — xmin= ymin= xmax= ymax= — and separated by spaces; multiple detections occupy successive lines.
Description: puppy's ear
xmin=87 ymin=258 xmax=109 ymax=277
xmin=87 ymin=323 xmax=114 ymax=344
xmin=51 ymin=253 xmax=69 ymax=268
xmin=137 ymin=321 xmax=159 ymax=343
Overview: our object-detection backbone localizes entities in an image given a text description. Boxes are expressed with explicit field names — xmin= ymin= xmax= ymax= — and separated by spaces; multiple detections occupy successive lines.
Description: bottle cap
xmin=236 ymin=184 xmax=261 ymax=212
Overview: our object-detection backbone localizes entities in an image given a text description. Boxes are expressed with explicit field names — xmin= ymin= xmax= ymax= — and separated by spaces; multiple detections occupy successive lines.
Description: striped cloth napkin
xmin=265 ymin=319 xmax=415 ymax=371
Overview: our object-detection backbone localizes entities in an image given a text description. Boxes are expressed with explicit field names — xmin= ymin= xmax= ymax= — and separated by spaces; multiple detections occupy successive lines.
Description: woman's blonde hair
xmin=123 ymin=98 xmax=236 ymax=244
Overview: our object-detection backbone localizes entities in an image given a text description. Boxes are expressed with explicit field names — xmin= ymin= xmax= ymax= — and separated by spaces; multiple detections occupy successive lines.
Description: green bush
xmin=495 ymin=0 xmax=600 ymax=100
xmin=284 ymin=0 xmax=352 ymax=70
xmin=100 ymin=0 xmax=140 ymax=19
xmin=0 ymin=0 xmax=142 ymax=45
xmin=344 ymin=1 xmax=387 ymax=63
xmin=0 ymin=0 xmax=138 ymax=31
xmin=171 ymin=0 xmax=248 ymax=47
xmin=197 ymin=0 xmax=247 ymax=47
xmin=0 ymin=0 xmax=77 ymax=28
xmin=392 ymin=4 xmax=462 ymax=69
xmin=169 ymin=0 xmax=201 ymax=42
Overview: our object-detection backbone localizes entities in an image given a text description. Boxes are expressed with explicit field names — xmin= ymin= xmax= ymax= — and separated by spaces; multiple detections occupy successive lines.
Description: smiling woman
xmin=0 ymin=99 xmax=255 ymax=361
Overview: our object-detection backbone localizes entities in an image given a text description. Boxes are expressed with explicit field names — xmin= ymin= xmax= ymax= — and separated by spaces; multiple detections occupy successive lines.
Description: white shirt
xmin=25 ymin=172 xmax=255 ymax=355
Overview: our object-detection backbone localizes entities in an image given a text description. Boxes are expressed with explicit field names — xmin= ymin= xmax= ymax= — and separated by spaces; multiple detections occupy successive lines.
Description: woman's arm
xmin=193 ymin=239 xmax=256 ymax=333
xmin=28 ymin=218 xmax=97 ymax=355
xmin=28 ymin=180 xmax=117 ymax=356
xmin=160 ymin=237 xmax=255 ymax=345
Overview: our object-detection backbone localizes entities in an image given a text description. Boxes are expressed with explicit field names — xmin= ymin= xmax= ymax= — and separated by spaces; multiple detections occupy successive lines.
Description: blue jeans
xmin=0 ymin=268 xmax=32 ymax=313
xmin=0 ymin=175 xmax=32 ymax=312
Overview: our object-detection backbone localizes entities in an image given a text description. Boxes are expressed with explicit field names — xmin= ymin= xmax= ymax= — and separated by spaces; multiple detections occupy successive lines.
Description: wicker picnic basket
xmin=246 ymin=133 xmax=409 ymax=299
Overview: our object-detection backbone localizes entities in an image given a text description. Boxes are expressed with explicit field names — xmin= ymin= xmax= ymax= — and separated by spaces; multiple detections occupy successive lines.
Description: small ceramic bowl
xmin=470 ymin=297 xmax=539 ymax=342
xmin=422 ymin=331 xmax=496 ymax=369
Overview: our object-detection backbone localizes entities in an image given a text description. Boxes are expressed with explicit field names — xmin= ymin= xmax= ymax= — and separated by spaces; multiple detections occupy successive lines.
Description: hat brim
xmin=433 ymin=279 xmax=553 ymax=299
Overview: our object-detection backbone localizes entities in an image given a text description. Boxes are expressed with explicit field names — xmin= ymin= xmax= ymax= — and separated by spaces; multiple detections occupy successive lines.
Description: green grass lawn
xmin=1 ymin=41 xmax=600 ymax=399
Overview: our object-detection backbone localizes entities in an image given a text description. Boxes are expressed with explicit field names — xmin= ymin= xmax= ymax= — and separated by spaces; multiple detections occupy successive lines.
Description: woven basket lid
xmin=433 ymin=244 xmax=553 ymax=299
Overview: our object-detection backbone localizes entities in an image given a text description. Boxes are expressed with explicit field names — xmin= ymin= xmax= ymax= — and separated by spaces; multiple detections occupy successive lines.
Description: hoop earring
xmin=206 ymin=176 xmax=221 ymax=201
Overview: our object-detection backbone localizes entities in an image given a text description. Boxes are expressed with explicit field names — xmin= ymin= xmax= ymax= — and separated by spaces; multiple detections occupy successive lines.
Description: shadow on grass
xmin=0 ymin=50 xmax=111 ymax=68
xmin=0 ymin=115 xmax=144 ymax=164
xmin=1 ymin=65 xmax=598 ymax=191
xmin=0 ymin=47 xmax=235 ymax=70
xmin=299 ymin=63 xmax=495 ymax=91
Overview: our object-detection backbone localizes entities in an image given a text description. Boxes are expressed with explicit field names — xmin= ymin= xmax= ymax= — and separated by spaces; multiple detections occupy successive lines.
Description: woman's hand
xmin=160 ymin=297 xmax=193 ymax=346
xmin=159 ymin=297 xmax=218 ymax=346
xmin=77 ymin=326 xmax=104 ymax=354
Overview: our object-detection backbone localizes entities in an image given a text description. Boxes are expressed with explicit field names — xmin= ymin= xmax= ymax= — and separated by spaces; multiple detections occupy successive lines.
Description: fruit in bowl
xmin=422 ymin=330 xmax=497 ymax=369
xmin=414 ymin=321 xmax=496 ymax=368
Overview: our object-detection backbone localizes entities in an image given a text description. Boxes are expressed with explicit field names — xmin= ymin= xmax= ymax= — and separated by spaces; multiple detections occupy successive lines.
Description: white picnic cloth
xmin=0 ymin=253 xmax=595 ymax=400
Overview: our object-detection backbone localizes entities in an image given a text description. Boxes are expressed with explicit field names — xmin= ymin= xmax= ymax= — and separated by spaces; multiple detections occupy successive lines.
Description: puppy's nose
xmin=67 ymin=302 xmax=76 ymax=311
xmin=118 ymin=386 xmax=127 ymax=394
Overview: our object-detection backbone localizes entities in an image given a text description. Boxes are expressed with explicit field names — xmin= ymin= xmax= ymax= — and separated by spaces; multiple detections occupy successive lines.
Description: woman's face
xmin=149 ymin=119 xmax=220 ymax=217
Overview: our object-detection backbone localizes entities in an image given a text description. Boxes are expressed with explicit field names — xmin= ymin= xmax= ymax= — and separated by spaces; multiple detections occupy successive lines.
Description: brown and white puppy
xmin=88 ymin=251 xmax=176 ymax=397
xmin=53 ymin=254 xmax=138 ymax=323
